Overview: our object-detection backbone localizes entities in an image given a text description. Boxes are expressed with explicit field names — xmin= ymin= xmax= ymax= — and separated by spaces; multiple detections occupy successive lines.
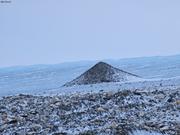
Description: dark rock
xmin=64 ymin=62 xmax=140 ymax=86
xmin=52 ymin=132 xmax=67 ymax=135
xmin=8 ymin=119 xmax=18 ymax=124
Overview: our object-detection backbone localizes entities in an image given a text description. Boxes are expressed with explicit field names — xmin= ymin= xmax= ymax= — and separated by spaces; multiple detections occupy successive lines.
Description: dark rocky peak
xmin=64 ymin=61 xmax=140 ymax=87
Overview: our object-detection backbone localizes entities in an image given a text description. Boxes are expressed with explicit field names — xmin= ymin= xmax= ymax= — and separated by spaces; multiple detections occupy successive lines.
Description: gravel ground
xmin=0 ymin=88 xmax=180 ymax=135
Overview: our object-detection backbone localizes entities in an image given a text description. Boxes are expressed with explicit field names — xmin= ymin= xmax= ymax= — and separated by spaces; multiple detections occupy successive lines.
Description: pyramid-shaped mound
xmin=64 ymin=62 xmax=140 ymax=87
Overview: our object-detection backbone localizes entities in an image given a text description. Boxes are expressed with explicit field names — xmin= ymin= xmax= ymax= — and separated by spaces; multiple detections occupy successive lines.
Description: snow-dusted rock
xmin=0 ymin=87 xmax=179 ymax=135
xmin=129 ymin=130 xmax=168 ymax=135
xmin=64 ymin=62 xmax=140 ymax=87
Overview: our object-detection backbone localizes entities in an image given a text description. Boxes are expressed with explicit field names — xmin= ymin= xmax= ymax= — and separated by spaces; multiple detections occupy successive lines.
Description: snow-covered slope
xmin=0 ymin=55 xmax=180 ymax=135
xmin=0 ymin=55 xmax=180 ymax=96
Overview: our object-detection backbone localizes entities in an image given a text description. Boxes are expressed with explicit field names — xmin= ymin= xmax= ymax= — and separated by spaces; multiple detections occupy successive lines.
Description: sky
xmin=0 ymin=0 xmax=180 ymax=67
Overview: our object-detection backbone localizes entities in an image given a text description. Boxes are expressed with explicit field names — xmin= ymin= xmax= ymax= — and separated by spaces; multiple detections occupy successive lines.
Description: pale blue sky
xmin=1 ymin=0 xmax=180 ymax=67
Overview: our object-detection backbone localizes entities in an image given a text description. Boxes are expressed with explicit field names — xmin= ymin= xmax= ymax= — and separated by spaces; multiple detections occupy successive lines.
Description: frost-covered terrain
xmin=0 ymin=55 xmax=180 ymax=96
xmin=0 ymin=87 xmax=179 ymax=135
xmin=0 ymin=55 xmax=180 ymax=135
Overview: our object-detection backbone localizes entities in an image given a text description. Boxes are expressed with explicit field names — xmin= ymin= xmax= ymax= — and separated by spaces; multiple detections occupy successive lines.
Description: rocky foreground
xmin=0 ymin=88 xmax=180 ymax=135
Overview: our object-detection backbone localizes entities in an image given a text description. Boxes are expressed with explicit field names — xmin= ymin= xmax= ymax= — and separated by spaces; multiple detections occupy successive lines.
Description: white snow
xmin=129 ymin=130 xmax=168 ymax=135
xmin=42 ymin=76 xmax=180 ymax=96
xmin=0 ymin=54 xmax=180 ymax=97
